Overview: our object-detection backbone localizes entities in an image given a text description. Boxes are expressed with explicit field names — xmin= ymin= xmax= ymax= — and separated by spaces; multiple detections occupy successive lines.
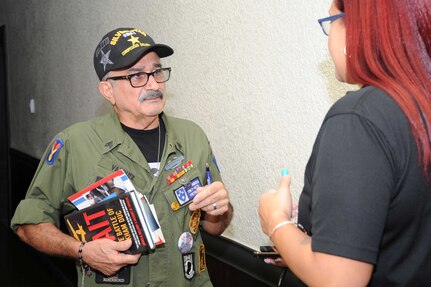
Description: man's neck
xmin=119 ymin=114 xmax=160 ymax=130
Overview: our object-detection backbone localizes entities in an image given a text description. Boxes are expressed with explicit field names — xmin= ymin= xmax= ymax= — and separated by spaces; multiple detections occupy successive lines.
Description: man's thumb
xmin=116 ymin=239 xmax=133 ymax=251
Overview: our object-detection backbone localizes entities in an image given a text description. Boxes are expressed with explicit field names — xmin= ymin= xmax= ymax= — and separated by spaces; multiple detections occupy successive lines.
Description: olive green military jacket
xmin=11 ymin=110 xmax=222 ymax=287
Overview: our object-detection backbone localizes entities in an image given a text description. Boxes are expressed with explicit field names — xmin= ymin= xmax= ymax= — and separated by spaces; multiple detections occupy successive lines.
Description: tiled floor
xmin=1 ymin=223 xmax=75 ymax=286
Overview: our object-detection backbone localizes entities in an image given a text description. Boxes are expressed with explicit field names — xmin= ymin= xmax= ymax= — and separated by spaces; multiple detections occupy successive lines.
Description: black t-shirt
xmin=298 ymin=86 xmax=431 ymax=286
xmin=121 ymin=119 xmax=166 ymax=176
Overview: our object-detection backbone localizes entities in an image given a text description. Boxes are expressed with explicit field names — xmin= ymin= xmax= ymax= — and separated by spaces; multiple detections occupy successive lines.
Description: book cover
xmin=65 ymin=191 xmax=153 ymax=254
xmin=67 ymin=169 xmax=136 ymax=211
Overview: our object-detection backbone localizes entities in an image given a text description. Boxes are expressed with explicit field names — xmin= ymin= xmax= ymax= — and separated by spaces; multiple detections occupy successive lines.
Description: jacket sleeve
xmin=10 ymin=132 xmax=75 ymax=232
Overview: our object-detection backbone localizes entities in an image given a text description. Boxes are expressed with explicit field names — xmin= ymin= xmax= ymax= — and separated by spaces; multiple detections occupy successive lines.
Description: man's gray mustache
xmin=139 ymin=90 xmax=163 ymax=102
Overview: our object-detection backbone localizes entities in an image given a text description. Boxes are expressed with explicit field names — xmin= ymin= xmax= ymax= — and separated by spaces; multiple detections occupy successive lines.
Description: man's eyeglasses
xmin=105 ymin=67 xmax=171 ymax=88
xmin=317 ymin=13 xmax=345 ymax=36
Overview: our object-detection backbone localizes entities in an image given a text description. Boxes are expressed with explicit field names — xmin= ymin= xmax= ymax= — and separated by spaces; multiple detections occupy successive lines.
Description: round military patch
xmin=179 ymin=177 xmax=189 ymax=185
xmin=171 ymin=202 xmax=180 ymax=211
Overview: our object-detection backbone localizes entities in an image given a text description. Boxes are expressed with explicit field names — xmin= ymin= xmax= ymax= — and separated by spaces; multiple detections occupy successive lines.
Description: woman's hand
xmin=258 ymin=173 xmax=293 ymax=237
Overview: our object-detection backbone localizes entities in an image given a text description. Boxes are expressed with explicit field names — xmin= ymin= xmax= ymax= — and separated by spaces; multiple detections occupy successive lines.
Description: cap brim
xmin=150 ymin=44 xmax=174 ymax=58
xmin=114 ymin=44 xmax=174 ymax=72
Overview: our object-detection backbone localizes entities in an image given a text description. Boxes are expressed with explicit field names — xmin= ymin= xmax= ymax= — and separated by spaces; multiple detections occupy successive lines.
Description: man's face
xmin=107 ymin=52 xmax=167 ymax=126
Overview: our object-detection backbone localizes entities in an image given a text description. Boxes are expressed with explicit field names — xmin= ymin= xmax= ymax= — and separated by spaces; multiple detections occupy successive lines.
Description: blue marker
xmin=206 ymin=163 xmax=212 ymax=185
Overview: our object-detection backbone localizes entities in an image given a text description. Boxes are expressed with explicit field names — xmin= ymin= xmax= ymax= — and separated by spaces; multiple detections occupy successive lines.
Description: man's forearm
xmin=17 ymin=222 xmax=80 ymax=259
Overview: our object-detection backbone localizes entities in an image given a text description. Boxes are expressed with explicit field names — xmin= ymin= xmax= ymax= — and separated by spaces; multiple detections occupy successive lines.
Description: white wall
xmin=0 ymin=0 xmax=356 ymax=249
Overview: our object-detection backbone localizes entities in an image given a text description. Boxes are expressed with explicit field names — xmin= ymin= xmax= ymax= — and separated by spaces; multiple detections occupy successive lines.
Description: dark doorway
xmin=0 ymin=25 xmax=10 ymax=227
xmin=0 ymin=24 xmax=11 ymax=284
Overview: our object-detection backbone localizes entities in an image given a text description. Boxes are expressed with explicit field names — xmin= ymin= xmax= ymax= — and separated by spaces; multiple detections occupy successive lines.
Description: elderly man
xmin=11 ymin=27 xmax=233 ymax=287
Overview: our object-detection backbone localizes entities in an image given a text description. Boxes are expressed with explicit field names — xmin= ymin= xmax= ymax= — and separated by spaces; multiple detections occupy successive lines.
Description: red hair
xmin=337 ymin=0 xmax=431 ymax=177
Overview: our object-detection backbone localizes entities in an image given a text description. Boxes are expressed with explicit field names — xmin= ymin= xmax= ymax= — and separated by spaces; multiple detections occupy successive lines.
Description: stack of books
xmin=65 ymin=169 xmax=165 ymax=254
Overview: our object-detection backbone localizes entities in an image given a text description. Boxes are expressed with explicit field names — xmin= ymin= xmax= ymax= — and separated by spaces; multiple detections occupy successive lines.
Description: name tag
xmin=95 ymin=266 xmax=130 ymax=285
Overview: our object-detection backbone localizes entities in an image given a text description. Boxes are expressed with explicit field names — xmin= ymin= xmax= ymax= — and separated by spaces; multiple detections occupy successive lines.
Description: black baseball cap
xmin=93 ymin=28 xmax=174 ymax=80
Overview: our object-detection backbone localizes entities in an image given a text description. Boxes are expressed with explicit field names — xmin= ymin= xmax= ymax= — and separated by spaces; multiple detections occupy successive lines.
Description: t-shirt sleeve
xmin=310 ymin=113 xmax=395 ymax=264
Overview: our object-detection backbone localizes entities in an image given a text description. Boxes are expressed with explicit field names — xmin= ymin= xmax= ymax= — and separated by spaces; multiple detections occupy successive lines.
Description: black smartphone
xmin=254 ymin=246 xmax=280 ymax=259
xmin=253 ymin=250 xmax=280 ymax=259
xmin=259 ymin=245 xmax=276 ymax=252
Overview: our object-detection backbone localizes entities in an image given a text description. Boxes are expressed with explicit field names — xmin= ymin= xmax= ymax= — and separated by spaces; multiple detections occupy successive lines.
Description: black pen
xmin=206 ymin=163 xmax=212 ymax=185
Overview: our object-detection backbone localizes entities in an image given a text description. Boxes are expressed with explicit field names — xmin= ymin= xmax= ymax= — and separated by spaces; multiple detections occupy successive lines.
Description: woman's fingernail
xmin=281 ymin=168 xmax=289 ymax=176
xmin=264 ymin=258 xmax=274 ymax=264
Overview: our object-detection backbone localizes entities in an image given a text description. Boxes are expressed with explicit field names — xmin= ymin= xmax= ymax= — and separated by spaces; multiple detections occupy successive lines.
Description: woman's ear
xmin=98 ymin=81 xmax=115 ymax=105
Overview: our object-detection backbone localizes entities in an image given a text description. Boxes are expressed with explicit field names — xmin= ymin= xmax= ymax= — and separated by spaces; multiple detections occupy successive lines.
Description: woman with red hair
xmin=259 ymin=0 xmax=431 ymax=286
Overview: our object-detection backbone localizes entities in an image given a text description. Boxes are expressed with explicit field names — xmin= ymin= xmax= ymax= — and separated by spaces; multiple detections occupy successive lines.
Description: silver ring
xmin=212 ymin=203 xmax=217 ymax=210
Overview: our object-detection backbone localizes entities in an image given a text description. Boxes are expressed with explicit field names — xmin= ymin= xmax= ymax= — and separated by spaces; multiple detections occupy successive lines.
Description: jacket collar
xmin=100 ymin=109 xmax=185 ymax=157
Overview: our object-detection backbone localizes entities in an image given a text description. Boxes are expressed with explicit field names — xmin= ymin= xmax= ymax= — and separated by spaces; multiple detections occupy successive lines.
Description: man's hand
xmin=189 ymin=181 xmax=233 ymax=235
xmin=17 ymin=223 xmax=141 ymax=276
xmin=82 ymin=239 xmax=141 ymax=276
xmin=189 ymin=181 xmax=229 ymax=215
